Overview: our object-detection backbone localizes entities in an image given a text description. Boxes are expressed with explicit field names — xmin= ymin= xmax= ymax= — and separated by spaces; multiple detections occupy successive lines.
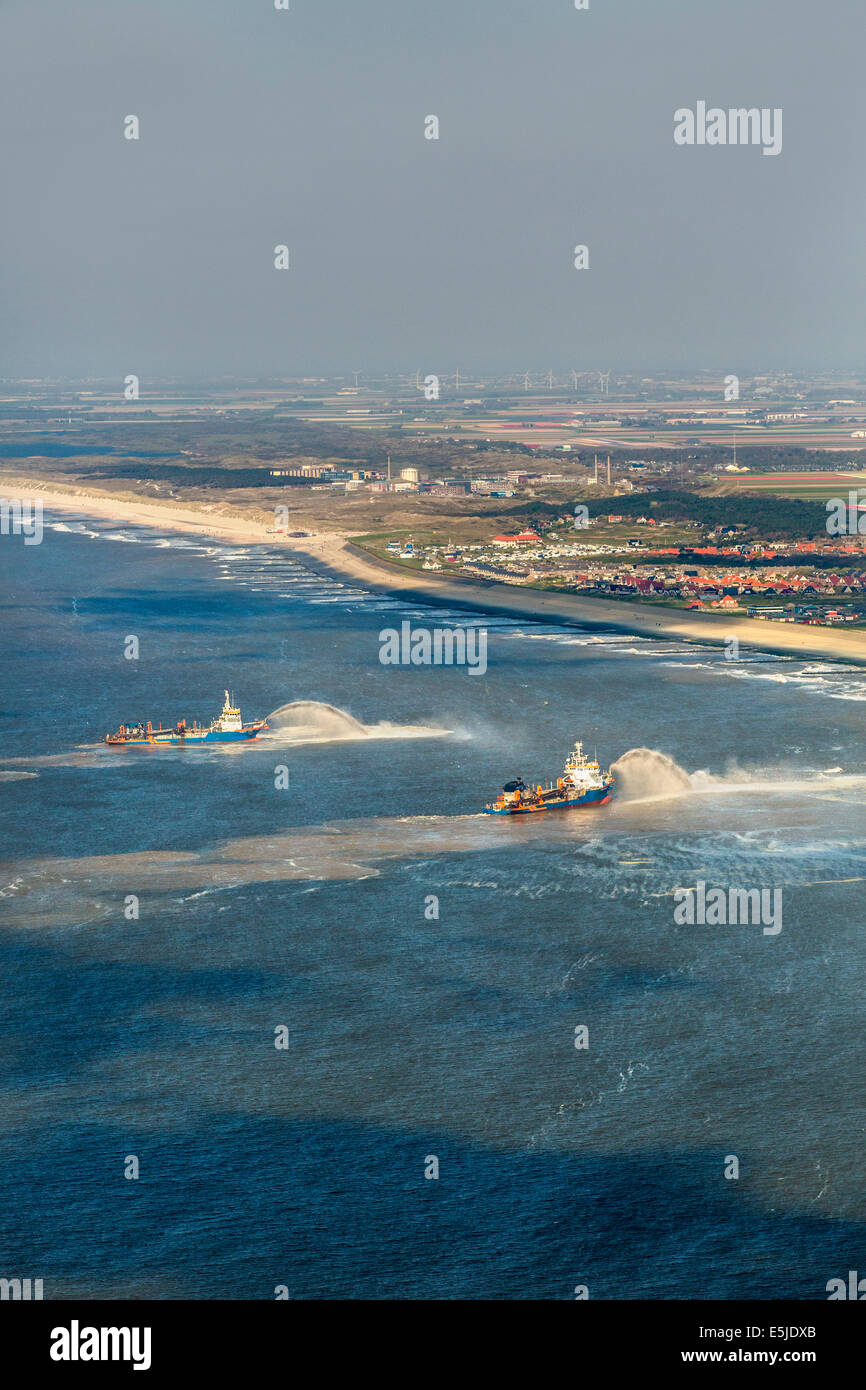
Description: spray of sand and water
xmin=609 ymin=748 xmax=693 ymax=801
xmin=610 ymin=745 xmax=865 ymax=804
xmin=264 ymin=700 xmax=448 ymax=744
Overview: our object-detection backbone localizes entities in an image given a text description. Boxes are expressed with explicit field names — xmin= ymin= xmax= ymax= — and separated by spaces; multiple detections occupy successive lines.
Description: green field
xmin=717 ymin=472 xmax=866 ymax=502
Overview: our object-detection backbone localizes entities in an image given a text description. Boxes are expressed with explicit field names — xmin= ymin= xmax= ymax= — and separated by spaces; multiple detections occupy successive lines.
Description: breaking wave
xmin=665 ymin=658 xmax=866 ymax=704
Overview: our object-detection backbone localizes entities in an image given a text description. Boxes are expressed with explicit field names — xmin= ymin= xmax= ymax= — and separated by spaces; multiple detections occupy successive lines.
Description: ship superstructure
xmin=105 ymin=691 xmax=268 ymax=746
xmin=483 ymin=740 xmax=614 ymax=815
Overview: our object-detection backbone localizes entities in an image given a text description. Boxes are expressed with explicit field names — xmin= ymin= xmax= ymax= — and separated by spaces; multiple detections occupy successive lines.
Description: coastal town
xmin=369 ymin=516 xmax=866 ymax=627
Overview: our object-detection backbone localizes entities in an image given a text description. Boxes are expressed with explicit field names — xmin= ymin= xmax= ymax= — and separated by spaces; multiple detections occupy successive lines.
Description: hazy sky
xmin=1 ymin=0 xmax=864 ymax=378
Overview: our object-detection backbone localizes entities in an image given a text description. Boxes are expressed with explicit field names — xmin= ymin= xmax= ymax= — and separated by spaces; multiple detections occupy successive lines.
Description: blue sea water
xmin=1 ymin=516 xmax=865 ymax=1299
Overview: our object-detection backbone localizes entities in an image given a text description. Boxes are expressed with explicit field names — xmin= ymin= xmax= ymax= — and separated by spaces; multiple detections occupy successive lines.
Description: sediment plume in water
xmin=4 ymin=765 xmax=861 ymax=929
xmin=0 ymin=817 xmax=507 ymax=929
xmin=609 ymin=747 xmax=693 ymax=801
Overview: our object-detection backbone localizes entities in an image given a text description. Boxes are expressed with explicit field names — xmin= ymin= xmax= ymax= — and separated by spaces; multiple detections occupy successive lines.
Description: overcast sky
xmin=1 ymin=0 xmax=864 ymax=378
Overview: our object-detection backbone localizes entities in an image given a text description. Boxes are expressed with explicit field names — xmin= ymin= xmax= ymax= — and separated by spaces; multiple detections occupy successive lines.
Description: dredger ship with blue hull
xmin=105 ymin=691 xmax=268 ymax=746
xmin=484 ymin=740 xmax=614 ymax=815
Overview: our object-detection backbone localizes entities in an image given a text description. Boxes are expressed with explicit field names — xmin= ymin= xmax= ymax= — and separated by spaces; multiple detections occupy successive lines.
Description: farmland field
xmin=716 ymin=471 xmax=866 ymax=500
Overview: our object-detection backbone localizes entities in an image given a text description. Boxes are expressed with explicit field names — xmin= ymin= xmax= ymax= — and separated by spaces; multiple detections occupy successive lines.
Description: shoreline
xmin=4 ymin=472 xmax=866 ymax=665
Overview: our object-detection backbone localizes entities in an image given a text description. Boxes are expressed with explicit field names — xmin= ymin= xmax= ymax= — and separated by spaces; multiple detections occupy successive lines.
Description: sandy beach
xmin=4 ymin=471 xmax=866 ymax=665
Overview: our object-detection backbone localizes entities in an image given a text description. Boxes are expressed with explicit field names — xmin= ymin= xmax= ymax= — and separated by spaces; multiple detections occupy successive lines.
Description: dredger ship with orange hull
xmin=484 ymin=740 xmax=614 ymax=815
xmin=105 ymin=691 xmax=268 ymax=746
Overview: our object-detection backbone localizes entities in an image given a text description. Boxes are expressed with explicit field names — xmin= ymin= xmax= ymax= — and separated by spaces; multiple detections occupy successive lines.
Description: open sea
xmin=1 ymin=514 xmax=865 ymax=1299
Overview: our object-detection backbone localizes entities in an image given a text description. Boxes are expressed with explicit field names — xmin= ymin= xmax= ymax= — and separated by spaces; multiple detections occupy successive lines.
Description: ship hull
xmin=106 ymin=725 xmax=266 ymax=746
xmin=105 ymin=692 xmax=268 ymax=746
xmin=483 ymin=787 xmax=611 ymax=815
xmin=168 ymin=728 xmax=263 ymax=743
